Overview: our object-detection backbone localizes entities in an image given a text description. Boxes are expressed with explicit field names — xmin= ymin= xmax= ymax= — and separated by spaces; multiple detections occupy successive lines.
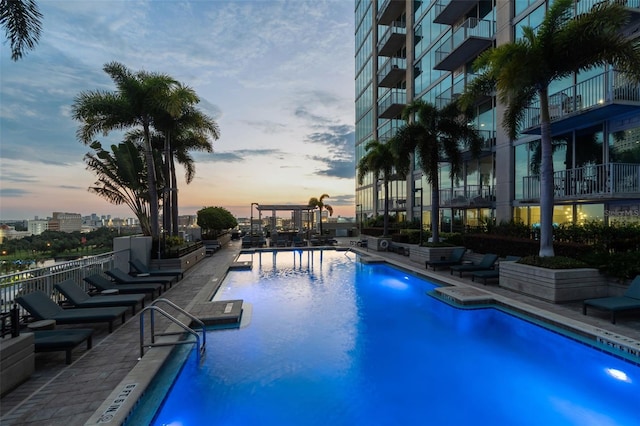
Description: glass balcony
xmin=378 ymin=57 xmax=407 ymax=88
xmin=433 ymin=0 xmax=481 ymax=26
xmin=522 ymin=70 xmax=640 ymax=135
xmin=378 ymin=88 xmax=406 ymax=119
xmin=377 ymin=0 xmax=406 ymax=25
xmin=378 ymin=21 xmax=407 ymax=57
xmin=434 ymin=18 xmax=495 ymax=71
xmin=520 ymin=163 xmax=640 ymax=202
xmin=439 ymin=185 xmax=494 ymax=208
xmin=377 ymin=197 xmax=407 ymax=212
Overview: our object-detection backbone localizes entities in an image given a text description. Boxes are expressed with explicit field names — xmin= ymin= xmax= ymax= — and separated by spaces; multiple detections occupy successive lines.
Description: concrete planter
xmin=499 ymin=261 xmax=608 ymax=303
xmin=409 ymin=246 xmax=465 ymax=267
xmin=368 ymin=236 xmax=393 ymax=252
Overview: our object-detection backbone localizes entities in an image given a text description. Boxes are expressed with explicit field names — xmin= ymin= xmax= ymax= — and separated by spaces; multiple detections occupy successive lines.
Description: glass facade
xmin=355 ymin=0 xmax=640 ymax=229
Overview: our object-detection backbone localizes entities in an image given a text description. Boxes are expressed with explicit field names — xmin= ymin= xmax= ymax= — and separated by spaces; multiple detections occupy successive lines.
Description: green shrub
xmin=518 ymin=255 xmax=588 ymax=269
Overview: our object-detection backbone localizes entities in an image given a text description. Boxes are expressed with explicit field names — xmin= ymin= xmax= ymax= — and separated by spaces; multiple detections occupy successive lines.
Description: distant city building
xmin=48 ymin=212 xmax=82 ymax=233
xmin=0 ymin=224 xmax=30 ymax=243
xmin=27 ymin=219 xmax=49 ymax=235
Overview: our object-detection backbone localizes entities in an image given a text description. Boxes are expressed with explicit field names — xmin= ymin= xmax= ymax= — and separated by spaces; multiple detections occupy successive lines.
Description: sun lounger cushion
xmin=33 ymin=328 xmax=93 ymax=364
xmin=16 ymin=291 xmax=127 ymax=333
xmin=425 ymin=247 xmax=466 ymax=271
xmin=55 ymin=279 xmax=145 ymax=314
xmin=583 ymin=276 xmax=640 ymax=323
xmin=450 ymin=253 xmax=499 ymax=277
xmin=84 ymin=274 xmax=162 ymax=298
xmin=129 ymin=259 xmax=183 ymax=279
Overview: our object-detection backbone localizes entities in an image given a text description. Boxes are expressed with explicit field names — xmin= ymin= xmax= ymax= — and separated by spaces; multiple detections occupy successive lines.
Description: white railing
xmin=0 ymin=250 xmax=129 ymax=315
xmin=521 ymin=163 xmax=640 ymax=200
xmin=439 ymin=185 xmax=494 ymax=207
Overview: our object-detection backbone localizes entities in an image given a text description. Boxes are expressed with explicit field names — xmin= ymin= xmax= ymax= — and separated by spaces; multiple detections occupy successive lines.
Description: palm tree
xmin=1 ymin=0 xmax=42 ymax=60
xmin=83 ymin=141 xmax=154 ymax=235
xmin=461 ymin=0 xmax=640 ymax=257
xmin=392 ymin=100 xmax=483 ymax=244
xmin=307 ymin=194 xmax=333 ymax=237
xmin=356 ymin=140 xmax=398 ymax=237
xmin=151 ymin=91 xmax=220 ymax=236
xmin=72 ymin=61 xmax=180 ymax=240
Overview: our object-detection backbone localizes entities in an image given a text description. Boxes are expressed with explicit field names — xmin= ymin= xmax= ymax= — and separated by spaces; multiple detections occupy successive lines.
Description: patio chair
xmin=105 ymin=268 xmax=176 ymax=290
xmin=450 ymin=253 xmax=499 ymax=277
xmin=15 ymin=291 xmax=127 ymax=333
xmin=84 ymin=274 xmax=162 ymax=298
xmin=583 ymin=276 xmax=640 ymax=324
xmin=33 ymin=328 xmax=94 ymax=364
xmin=55 ymin=279 xmax=146 ymax=315
xmin=425 ymin=247 xmax=466 ymax=271
xmin=129 ymin=258 xmax=183 ymax=280
xmin=471 ymin=256 xmax=520 ymax=285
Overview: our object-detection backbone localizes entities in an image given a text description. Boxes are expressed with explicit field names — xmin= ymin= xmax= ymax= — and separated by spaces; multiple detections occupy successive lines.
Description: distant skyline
xmin=0 ymin=1 xmax=356 ymax=221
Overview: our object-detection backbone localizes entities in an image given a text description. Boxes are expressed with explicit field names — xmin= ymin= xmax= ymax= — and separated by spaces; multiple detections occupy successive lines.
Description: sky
xmin=0 ymin=0 xmax=356 ymax=221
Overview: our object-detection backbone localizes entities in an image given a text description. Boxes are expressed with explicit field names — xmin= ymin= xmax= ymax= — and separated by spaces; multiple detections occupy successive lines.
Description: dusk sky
xmin=0 ymin=0 xmax=356 ymax=221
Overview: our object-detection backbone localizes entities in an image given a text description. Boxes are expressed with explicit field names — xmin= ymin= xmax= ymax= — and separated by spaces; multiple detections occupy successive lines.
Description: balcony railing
xmin=433 ymin=0 xmax=480 ymax=25
xmin=377 ymin=197 xmax=407 ymax=212
xmin=439 ymin=185 xmax=494 ymax=207
xmin=377 ymin=0 xmax=405 ymax=25
xmin=378 ymin=88 xmax=406 ymax=119
xmin=0 ymin=250 xmax=128 ymax=319
xmin=523 ymin=70 xmax=640 ymax=131
xmin=521 ymin=163 xmax=640 ymax=201
xmin=378 ymin=21 xmax=407 ymax=57
xmin=378 ymin=57 xmax=406 ymax=87
xmin=434 ymin=18 xmax=494 ymax=71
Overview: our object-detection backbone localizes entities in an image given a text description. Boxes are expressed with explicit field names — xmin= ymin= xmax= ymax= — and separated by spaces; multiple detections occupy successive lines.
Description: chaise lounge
xmin=129 ymin=258 xmax=183 ymax=280
xmin=55 ymin=279 xmax=146 ymax=314
xmin=16 ymin=291 xmax=127 ymax=333
xmin=425 ymin=247 xmax=466 ymax=271
xmin=33 ymin=328 xmax=94 ymax=364
xmin=450 ymin=253 xmax=499 ymax=278
xmin=583 ymin=276 xmax=640 ymax=324
xmin=84 ymin=274 xmax=162 ymax=298
xmin=105 ymin=268 xmax=176 ymax=290
xmin=471 ymin=256 xmax=521 ymax=285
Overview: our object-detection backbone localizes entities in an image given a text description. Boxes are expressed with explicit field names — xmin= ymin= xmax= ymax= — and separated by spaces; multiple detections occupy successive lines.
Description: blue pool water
xmin=151 ymin=250 xmax=639 ymax=425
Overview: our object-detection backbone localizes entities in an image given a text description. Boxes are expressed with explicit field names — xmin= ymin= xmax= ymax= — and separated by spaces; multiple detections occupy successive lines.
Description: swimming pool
xmin=146 ymin=249 xmax=639 ymax=425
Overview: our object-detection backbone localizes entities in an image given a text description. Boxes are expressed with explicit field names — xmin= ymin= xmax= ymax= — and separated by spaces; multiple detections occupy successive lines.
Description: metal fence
xmin=0 ymin=250 xmax=129 ymax=318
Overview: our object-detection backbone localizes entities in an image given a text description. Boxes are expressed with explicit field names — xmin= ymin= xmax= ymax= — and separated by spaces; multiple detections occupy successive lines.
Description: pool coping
xmin=84 ymin=247 xmax=640 ymax=425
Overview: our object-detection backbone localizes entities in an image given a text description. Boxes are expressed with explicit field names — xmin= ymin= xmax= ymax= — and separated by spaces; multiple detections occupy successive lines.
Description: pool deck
xmin=1 ymin=238 xmax=640 ymax=425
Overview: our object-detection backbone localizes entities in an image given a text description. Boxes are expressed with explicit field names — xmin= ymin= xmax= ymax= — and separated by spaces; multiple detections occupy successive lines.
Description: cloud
xmin=0 ymin=188 xmax=31 ymax=197
xmin=310 ymin=157 xmax=355 ymax=179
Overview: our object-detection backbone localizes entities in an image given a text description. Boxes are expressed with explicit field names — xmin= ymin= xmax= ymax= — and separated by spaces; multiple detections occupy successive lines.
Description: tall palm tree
xmin=307 ymin=194 xmax=333 ymax=237
xmin=1 ymin=0 xmax=42 ymax=60
xmin=72 ymin=61 xmax=180 ymax=240
xmin=357 ymin=140 xmax=398 ymax=237
xmin=84 ymin=141 xmax=154 ymax=235
xmin=152 ymin=92 xmax=220 ymax=236
xmin=392 ymin=100 xmax=483 ymax=244
xmin=461 ymin=0 xmax=640 ymax=257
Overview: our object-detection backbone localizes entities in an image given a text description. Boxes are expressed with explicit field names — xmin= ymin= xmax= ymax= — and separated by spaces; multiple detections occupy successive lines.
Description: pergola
xmin=255 ymin=204 xmax=315 ymax=232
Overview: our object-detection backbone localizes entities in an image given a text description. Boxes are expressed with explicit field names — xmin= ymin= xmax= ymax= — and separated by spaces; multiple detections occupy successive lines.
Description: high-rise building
xmin=48 ymin=212 xmax=82 ymax=233
xmin=355 ymin=0 xmax=640 ymax=231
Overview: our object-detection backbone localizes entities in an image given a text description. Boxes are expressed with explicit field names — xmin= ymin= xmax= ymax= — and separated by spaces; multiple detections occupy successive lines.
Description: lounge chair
xmin=425 ymin=247 xmax=466 ymax=271
xmin=15 ymin=291 xmax=127 ymax=333
xmin=450 ymin=253 xmax=499 ymax=277
xmin=33 ymin=328 xmax=93 ymax=364
xmin=129 ymin=258 xmax=183 ymax=280
xmin=84 ymin=274 xmax=162 ymax=298
xmin=583 ymin=276 xmax=640 ymax=324
xmin=105 ymin=268 xmax=176 ymax=290
xmin=471 ymin=256 xmax=520 ymax=285
xmin=55 ymin=279 xmax=146 ymax=314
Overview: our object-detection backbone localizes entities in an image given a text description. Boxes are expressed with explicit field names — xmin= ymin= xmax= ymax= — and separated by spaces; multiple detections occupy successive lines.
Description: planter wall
xmin=409 ymin=246 xmax=465 ymax=267
xmin=499 ymin=261 xmax=608 ymax=303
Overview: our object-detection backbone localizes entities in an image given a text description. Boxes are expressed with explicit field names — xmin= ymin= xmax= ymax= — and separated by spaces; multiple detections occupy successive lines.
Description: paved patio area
xmin=1 ymin=238 xmax=639 ymax=425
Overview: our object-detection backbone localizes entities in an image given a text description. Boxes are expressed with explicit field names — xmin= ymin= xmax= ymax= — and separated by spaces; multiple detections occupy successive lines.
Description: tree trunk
xmin=163 ymin=131 xmax=172 ymax=236
xmin=383 ymin=179 xmax=390 ymax=236
xmin=431 ymin=173 xmax=440 ymax=243
xmin=538 ymin=88 xmax=555 ymax=257
xmin=143 ymin=123 xmax=159 ymax=239
xmin=170 ymin=153 xmax=179 ymax=236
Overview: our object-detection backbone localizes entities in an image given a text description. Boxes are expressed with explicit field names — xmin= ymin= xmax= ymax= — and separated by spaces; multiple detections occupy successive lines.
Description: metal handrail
xmin=139 ymin=300 xmax=206 ymax=359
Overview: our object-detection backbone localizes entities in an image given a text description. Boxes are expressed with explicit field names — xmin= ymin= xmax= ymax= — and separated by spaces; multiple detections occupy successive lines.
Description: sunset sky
xmin=0 ymin=0 xmax=356 ymax=221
